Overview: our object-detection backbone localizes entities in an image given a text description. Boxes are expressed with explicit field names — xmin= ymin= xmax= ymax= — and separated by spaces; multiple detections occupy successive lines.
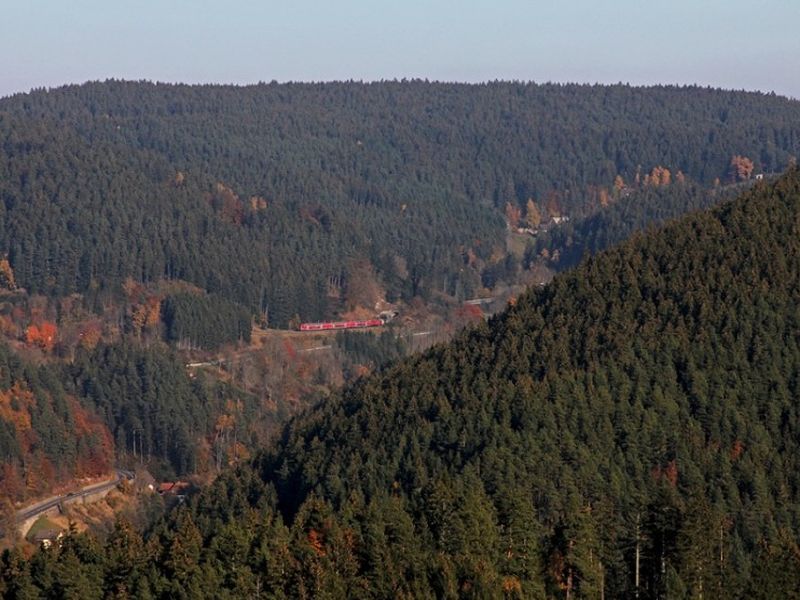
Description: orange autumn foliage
xmin=504 ymin=202 xmax=521 ymax=228
xmin=664 ymin=459 xmax=679 ymax=487
xmin=308 ymin=529 xmax=326 ymax=556
xmin=456 ymin=303 xmax=484 ymax=323
xmin=0 ymin=258 xmax=16 ymax=290
xmin=131 ymin=296 xmax=161 ymax=334
xmin=122 ymin=276 xmax=144 ymax=301
xmin=646 ymin=166 xmax=672 ymax=187
xmin=730 ymin=155 xmax=755 ymax=181
xmin=67 ymin=397 xmax=114 ymax=477
xmin=26 ymin=321 xmax=58 ymax=352
xmin=651 ymin=459 xmax=679 ymax=487
xmin=0 ymin=383 xmax=113 ymax=502
xmin=215 ymin=413 xmax=235 ymax=433
xmin=230 ymin=441 xmax=250 ymax=462
xmin=730 ymin=439 xmax=745 ymax=461
xmin=502 ymin=576 xmax=523 ymax=594
xmin=146 ymin=297 xmax=161 ymax=326
xmin=249 ymin=195 xmax=268 ymax=211
xmin=0 ymin=383 xmax=35 ymax=433
xmin=211 ymin=182 xmax=244 ymax=225
xmin=25 ymin=452 xmax=56 ymax=496
xmin=598 ymin=187 xmax=611 ymax=208
xmin=79 ymin=322 xmax=103 ymax=350
xmin=283 ymin=339 xmax=297 ymax=361
xmin=0 ymin=314 xmax=17 ymax=337
xmin=353 ymin=364 xmax=371 ymax=379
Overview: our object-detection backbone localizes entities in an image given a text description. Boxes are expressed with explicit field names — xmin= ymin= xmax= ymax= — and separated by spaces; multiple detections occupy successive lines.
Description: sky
xmin=2 ymin=0 xmax=799 ymax=99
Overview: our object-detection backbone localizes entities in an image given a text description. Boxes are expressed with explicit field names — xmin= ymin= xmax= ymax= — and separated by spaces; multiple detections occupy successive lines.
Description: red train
xmin=299 ymin=318 xmax=383 ymax=332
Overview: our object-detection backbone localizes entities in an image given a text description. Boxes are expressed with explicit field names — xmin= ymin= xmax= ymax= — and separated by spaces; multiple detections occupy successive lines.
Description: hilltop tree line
xmin=0 ymin=81 xmax=798 ymax=326
xmin=5 ymin=171 xmax=800 ymax=597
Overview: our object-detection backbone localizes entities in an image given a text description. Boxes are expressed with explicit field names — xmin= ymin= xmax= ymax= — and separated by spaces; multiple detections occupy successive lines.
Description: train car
xmin=299 ymin=318 xmax=383 ymax=332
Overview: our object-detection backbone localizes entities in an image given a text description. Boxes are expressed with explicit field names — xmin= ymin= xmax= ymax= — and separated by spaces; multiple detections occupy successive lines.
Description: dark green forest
xmin=69 ymin=344 xmax=258 ymax=479
xmin=162 ymin=293 xmax=252 ymax=350
xmin=1 ymin=81 xmax=799 ymax=325
xmin=6 ymin=170 xmax=800 ymax=598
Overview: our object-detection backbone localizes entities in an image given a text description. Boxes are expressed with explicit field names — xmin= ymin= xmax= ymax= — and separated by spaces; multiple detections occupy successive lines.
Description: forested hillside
xmin=0 ymin=343 xmax=113 ymax=504
xmin=0 ymin=337 xmax=262 ymax=508
xmin=6 ymin=170 xmax=800 ymax=598
xmin=1 ymin=81 xmax=798 ymax=325
xmin=68 ymin=344 xmax=260 ymax=478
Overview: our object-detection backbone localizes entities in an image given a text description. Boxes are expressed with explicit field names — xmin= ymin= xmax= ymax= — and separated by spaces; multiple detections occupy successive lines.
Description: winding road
xmin=12 ymin=469 xmax=134 ymax=528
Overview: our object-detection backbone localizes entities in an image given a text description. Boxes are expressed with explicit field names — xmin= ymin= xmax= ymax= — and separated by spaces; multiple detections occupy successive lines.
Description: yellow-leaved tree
xmin=525 ymin=199 xmax=541 ymax=228
xmin=0 ymin=258 xmax=16 ymax=290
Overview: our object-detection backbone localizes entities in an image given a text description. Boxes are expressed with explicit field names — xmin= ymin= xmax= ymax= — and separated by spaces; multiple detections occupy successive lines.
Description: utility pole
xmin=635 ymin=512 xmax=641 ymax=600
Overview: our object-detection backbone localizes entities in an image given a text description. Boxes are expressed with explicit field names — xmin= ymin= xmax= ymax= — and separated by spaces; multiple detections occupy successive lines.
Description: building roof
xmin=157 ymin=481 xmax=191 ymax=494
xmin=30 ymin=528 xmax=62 ymax=542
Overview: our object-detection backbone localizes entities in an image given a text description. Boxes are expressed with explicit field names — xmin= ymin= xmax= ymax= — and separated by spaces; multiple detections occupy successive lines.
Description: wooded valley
xmin=1 ymin=81 xmax=799 ymax=598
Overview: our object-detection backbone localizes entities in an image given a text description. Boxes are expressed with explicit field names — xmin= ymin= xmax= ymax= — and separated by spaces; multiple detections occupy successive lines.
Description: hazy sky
xmin=2 ymin=0 xmax=799 ymax=98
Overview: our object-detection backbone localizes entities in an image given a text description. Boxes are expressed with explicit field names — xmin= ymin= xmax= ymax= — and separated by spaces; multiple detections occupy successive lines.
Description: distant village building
xmin=523 ymin=215 xmax=571 ymax=236
xmin=157 ymin=481 xmax=191 ymax=497
xmin=28 ymin=528 xmax=64 ymax=549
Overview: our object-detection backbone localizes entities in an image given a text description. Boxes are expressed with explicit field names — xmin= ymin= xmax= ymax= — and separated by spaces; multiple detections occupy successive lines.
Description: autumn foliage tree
xmin=0 ymin=258 xmax=16 ymax=290
xmin=646 ymin=166 xmax=672 ymax=187
xmin=525 ymin=199 xmax=542 ymax=229
xmin=25 ymin=321 xmax=58 ymax=352
xmin=730 ymin=155 xmax=755 ymax=181
xmin=78 ymin=322 xmax=103 ymax=350
xmin=598 ymin=188 xmax=611 ymax=208
xmin=130 ymin=296 xmax=161 ymax=337
xmin=210 ymin=182 xmax=244 ymax=225
xmin=505 ymin=202 xmax=522 ymax=228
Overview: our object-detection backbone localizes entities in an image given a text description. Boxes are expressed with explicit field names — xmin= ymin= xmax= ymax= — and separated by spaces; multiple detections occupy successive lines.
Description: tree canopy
xmin=6 ymin=169 xmax=800 ymax=598
xmin=1 ymin=81 xmax=798 ymax=325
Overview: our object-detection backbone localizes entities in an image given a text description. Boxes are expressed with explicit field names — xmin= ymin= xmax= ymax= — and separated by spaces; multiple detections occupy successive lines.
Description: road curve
xmin=14 ymin=469 xmax=134 ymax=524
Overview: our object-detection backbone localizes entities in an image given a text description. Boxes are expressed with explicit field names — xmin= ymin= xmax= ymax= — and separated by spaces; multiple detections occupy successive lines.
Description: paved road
xmin=14 ymin=469 xmax=134 ymax=524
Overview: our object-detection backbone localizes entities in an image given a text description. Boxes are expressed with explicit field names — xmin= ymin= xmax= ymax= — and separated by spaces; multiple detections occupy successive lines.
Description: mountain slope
xmin=0 ymin=343 xmax=114 ymax=504
xmin=248 ymin=169 xmax=800 ymax=597
xmin=6 ymin=171 xmax=800 ymax=597
xmin=1 ymin=81 xmax=798 ymax=325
